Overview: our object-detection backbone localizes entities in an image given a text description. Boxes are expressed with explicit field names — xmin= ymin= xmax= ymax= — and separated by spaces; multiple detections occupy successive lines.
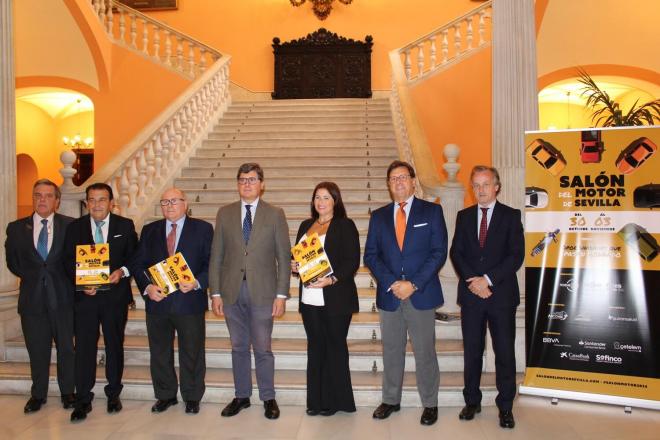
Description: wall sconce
xmin=290 ymin=0 xmax=353 ymax=20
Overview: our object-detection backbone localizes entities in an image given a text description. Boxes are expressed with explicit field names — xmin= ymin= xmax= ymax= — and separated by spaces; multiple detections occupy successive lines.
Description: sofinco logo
xmin=560 ymin=352 xmax=590 ymax=361
xmin=613 ymin=342 xmax=642 ymax=353
xmin=596 ymin=354 xmax=622 ymax=364
xmin=548 ymin=311 xmax=568 ymax=320
xmin=578 ymin=339 xmax=606 ymax=350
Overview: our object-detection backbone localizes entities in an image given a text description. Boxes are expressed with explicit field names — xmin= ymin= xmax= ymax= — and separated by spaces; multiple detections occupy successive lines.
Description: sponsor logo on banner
xmin=573 ymin=313 xmax=592 ymax=322
xmin=549 ymin=311 xmax=568 ymax=320
xmin=608 ymin=313 xmax=638 ymax=322
xmin=578 ymin=339 xmax=606 ymax=350
xmin=559 ymin=277 xmax=576 ymax=293
xmin=595 ymin=354 xmax=623 ymax=364
xmin=613 ymin=342 xmax=642 ymax=353
xmin=543 ymin=336 xmax=571 ymax=348
xmin=560 ymin=352 xmax=590 ymax=362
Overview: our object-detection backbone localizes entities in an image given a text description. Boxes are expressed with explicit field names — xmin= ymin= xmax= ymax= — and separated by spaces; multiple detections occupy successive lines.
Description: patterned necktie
xmin=37 ymin=219 xmax=49 ymax=260
xmin=478 ymin=207 xmax=488 ymax=248
xmin=395 ymin=201 xmax=407 ymax=250
xmin=94 ymin=220 xmax=105 ymax=244
xmin=167 ymin=223 xmax=177 ymax=256
xmin=243 ymin=205 xmax=252 ymax=243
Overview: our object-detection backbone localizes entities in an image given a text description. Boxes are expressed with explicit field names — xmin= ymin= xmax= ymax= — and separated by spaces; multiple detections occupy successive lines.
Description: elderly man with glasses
xmin=129 ymin=187 xmax=213 ymax=415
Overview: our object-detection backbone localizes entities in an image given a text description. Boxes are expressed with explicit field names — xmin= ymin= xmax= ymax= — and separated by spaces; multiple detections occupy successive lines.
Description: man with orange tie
xmin=130 ymin=188 xmax=213 ymax=415
xmin=364 ymin=160 xmax=448 ymax=426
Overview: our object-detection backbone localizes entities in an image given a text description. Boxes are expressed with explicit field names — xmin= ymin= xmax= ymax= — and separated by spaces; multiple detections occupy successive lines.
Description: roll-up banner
xmin=520 ymin=126 xmax=660 ymax=410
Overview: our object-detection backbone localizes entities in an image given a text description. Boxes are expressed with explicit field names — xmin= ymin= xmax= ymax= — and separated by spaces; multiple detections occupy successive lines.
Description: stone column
xmin=0 ymin=0 xmax=17 ymax=296
xmin=488 ymin=0 xmax=537 ymax=373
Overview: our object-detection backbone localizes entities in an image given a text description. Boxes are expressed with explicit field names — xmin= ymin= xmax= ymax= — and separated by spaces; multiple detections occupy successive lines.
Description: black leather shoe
xmin=306 ymin=408 xmax=320 ymax=416
xmin=420 ymin=406 xmax=438 ymax=425
xmin=151 ymin=397 xmax=178 ymax=413
xmin=372 ymin=403 xmax=401 ymax=419
xmin=107 ymin=397 xmax=122 ymax=413
xmin=459 ymin=404 xmax=481 ymax=420
xmin=24 ymin=397 xmax=46 ymax=414
xmin=319 ymin=409 xmax=337 ymax=416
xmin=221 ymin=398 xmax=250 ymax=417
xmin=70 ymin=403 xmax=92 ymax=423
xmin=61 ymin=394 xmax=76 ymax=409
xmin=264 ymin=399 xmax=280 ymax=419
xmin=185 ymin=401 xmax=200 ymax=414
xmin=499 ymin=410 xmax=515 ymax=429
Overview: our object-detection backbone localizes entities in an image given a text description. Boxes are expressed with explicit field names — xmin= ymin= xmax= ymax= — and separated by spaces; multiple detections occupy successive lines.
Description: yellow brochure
xmin=75 ymin=244 xmax=111 ymax=291
xmin=146 ymin=252 xmax=196 ymax=296
xmin=291 ymin=232 xmax=334 ymax=287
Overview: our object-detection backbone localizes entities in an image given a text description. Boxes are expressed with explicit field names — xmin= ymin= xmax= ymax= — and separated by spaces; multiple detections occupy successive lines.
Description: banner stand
xmin=519 ymin=385 xmax=660 ymax=411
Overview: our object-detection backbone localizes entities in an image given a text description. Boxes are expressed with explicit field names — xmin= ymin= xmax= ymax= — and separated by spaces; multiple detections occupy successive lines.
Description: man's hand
xmin=83 ymin=287 xmax=97 ymax=296
xmin=307 ymin=276 xmax=333 ymax=289
xmin=467 ymin=276 xmax=492 ymax=299
xmin=290 ymin=260 xmax=299 ymax=274
xmin=272 ymin=297 xmax=286 ymax=318
xmin=179 ymin=281 xmax=196 ymax=293
xmin=146 ymin=284 xmax=165 ymax=302
xmin=211 ymin=296 xmax=224 ymax=317
xmin=108 ymin=269 xmax=124 ymax=284
xmin=389 ymin=280 xmax=415 ymax=300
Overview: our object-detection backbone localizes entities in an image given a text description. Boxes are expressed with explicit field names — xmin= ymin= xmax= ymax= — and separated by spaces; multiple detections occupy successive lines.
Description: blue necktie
xmin=94 ymin=220 xmax=105 ymax=244
xmin=243 ymin=205 xmax=252 ymax=243
xmin=37 ymin=219 xmax=48 ymax=261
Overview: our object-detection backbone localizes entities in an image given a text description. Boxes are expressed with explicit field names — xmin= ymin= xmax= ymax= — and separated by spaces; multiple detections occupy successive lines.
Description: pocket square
xmin=413 ymin=223 xmax=428 ymax=228
xmin=113 ymin=234 xmax=122 ymax=238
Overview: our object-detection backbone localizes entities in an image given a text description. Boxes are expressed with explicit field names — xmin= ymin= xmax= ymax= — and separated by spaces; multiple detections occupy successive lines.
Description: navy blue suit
xmin=130 ymin=216 xmax=213 ymax=402
xmin=364 ymin=196 xmax=447 ymax=407
xmin=450 ymin=201 xmax=524 ymax=411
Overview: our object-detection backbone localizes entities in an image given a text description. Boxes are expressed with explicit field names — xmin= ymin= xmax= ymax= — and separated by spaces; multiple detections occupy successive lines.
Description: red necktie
xmin=167 ymin=223 xmax=177 ymax=256
xmin=396 ymin=202 xmax=407 ymax=250
xmin=478 ymin=207 xmax=488 ymax=248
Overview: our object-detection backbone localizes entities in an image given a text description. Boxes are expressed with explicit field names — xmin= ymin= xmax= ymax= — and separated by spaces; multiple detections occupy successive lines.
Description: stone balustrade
xmin=59 ymin=56 xmax=232 ymax=228
xmin=91 ymin=0 xmax=220 ymax=79
xmin=397 ymin=1 xmax=492 ymax=85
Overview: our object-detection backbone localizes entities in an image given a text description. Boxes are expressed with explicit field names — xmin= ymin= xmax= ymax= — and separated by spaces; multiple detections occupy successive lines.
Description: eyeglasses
xmin=159 ymin=198 xmax=185 ymax=206
xmin=237 ymin=177 xmax=260 ymax=185
xmin=388 ymin=175 xmax=411 ymax=183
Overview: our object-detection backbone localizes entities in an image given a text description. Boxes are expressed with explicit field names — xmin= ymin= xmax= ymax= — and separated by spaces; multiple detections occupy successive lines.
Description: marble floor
xmin=1 ymin=394 xmax=658 ymax=439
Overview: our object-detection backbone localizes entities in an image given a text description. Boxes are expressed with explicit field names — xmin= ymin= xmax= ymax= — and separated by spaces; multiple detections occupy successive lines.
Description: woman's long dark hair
xmin=310 ymin=181 xmax=347 ymax=220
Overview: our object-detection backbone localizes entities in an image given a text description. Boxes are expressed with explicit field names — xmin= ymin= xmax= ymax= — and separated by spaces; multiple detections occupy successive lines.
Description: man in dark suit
xmin=450 ymin=165 xmax=524 ymax=429
xmin=64 ymin=183 xmax=137 ymax=423
xmin=130 ymin=187 xmax=213 ymax=415
xmin=209 ymin=163 xmax=290 ymax=420
xmin=5 ymin=179 xmax=76 ymax=413
xmin=364 ymin=160 xmax=448 ymax=426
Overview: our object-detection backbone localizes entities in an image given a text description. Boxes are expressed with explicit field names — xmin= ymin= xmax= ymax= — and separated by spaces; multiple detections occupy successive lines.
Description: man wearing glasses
xmin=130 ymin=188 xmax=213 ymax=415
xmin=63 ymin=183 xmax=137 ymax=422
xmin=364 ymin=160 xmax=448 ymax=426
xmin=209 ymin=163 xmax=290 ymax=420
xmin=5 ymin=179 xmax=75 ymax=413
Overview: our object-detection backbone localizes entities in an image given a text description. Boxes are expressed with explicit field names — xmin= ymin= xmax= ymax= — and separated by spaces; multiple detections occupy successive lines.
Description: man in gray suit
xmin=5 ymin=179 xmax=75 ymax=413
xmin=209 ymin=163 xmax=290 ymax=420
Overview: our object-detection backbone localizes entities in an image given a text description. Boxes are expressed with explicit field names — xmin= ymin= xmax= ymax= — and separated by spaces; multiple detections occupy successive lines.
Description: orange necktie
xmin=396 ymin=201 xmax=407 ymax=250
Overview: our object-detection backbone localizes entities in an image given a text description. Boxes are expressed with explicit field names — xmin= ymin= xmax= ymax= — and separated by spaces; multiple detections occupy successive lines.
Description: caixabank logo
xmin=560 ymin=352 xmax=590 ymax=362
xmin=596 ymin=354 xmax=623 ymax=364
xmin=613 ymin=342 xmax=642 ymax=353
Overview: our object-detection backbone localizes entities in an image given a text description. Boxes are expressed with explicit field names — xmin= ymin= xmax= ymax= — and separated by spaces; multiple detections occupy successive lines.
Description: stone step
xmin=181 ymin=166 xmax=387 ymax=179
xmin=220 ymin=115 xmax=393 ymax=124
xmin=231 ymin=99 xmax=389 ymax=109
xmin=0 ymin=363 xmax=509 ymax=407
xmin=188 ymin=156 xmax=395 ymax=168
xmin=195 ymin=146 xmax=396 ymax=158
xmin=123 ymin=310 xmax=465 ymax=340
xmin=208 ymin=130 xmax=395 ymax=141
xmin=214 ymin=122 xmax=394 ymax=133
xmin=183 ymin=188 xmax=390 ymax=204
xmin=201 ymin=138 xmax=396 ymax=148
xmin=174 ymin=177 xmax=388 ymax=192
xmin=5 ymin=336 xmax=466 ymax=373
xmin=224 ymin=109 xmax=392 ymax=118
xmin=184 ymin=201 xmax=382 ymax=217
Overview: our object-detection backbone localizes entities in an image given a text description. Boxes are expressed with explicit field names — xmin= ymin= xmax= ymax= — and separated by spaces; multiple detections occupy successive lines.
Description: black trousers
xmin=301 ymin=304 xmax=355 ymax=412
xmin=461 ymin=300 xmax=517 ymax=411
xmin=73 ymin=295 xmax=128 ymax=405
xmin=20 ymin=307 xmax=75 ymax=400
xmin=145 ymin=312 xmax=206 ymax=402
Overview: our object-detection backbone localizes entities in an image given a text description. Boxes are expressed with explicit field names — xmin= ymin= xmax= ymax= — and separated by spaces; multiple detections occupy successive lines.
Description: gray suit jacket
xmin=209 ymin=199 xmax=291 ymax=305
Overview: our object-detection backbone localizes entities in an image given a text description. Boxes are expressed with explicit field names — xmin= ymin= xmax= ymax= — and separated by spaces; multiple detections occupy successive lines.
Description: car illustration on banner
xmin=615 ymin=137 xmax=657 ymax=174
xmin=617 ymin=223 xmax=659 ymax=262
xmin=633 ymin=183 xmax=660 ymax=209
xmin=526 ymin=138 xmax=567 ymax=176
xmin=579 ymin=130 xmax=605 ymax=163
xmin=525 ymin=186 xmax=549 ymax=209
xmin=530 ymin=228 xmax=560 ymax=257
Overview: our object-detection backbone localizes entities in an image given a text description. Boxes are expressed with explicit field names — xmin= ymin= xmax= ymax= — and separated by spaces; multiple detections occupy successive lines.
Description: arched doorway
xmin=16 ymin=154 xmax=38 ymax=218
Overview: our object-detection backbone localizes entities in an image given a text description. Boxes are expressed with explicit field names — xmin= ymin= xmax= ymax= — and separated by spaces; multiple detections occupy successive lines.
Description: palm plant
xmin=577 ymin=68 xmax=660 ymax=127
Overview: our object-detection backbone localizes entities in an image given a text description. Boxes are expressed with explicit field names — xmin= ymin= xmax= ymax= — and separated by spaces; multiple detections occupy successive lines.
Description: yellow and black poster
xmin=520 ymin=126 xmax=660 ymax=408
xmin=146 ymin=252 xmax=196 ymax=296
xmin=75 ymin=244 xmax=111 ymax=291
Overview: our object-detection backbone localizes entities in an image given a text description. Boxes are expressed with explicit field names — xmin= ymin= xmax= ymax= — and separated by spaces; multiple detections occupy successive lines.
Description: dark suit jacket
xmin=5 ymin=213 xmax=74 ymax=314
xmin=64 ymin=213 xmax=137 ymax=305
xmin=209 ymin=199 xmax=291 ymax=306
xmin=450 ymin=201 xmax=525 ymax=308
xmin=295 ymin=217 xmax=360 ymax=316
xmin=130 ymin=216 xmax=213 ymax=315
xmin=364 ymin=197 xmax=448 ymax=312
